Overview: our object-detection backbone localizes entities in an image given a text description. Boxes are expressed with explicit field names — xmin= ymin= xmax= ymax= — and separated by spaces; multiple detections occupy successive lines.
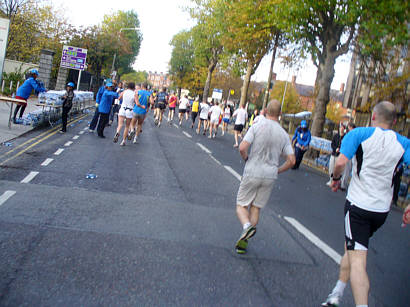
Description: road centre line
xmin=224 ymin=165 xmax=242 ymax=181
xmin=21 ymin=171 xmax=39 ymax=184
xmin=64 ymin=141 xmax=73 ymax=147
xmin=0 ymin=114 xmax=87 ymax=166
xmin=284 ymin=216 xmax=342 ymax=264
xmin=0 ymin=190 xmax=16 ymax=207
xmin=182 ymin=131 xmax=192 ymax=138
xmin=73 ymin=135 xmax=79 ymax=140
xmin=79 ymin=131 xmax=85 ymax=135
xmin=196 ymin=143 xmax=212 ymax=154
xmin=210 ymin=155 xmax=222 ymax=166
xmin=54 ymin=148 xmax=64 ymax=156
xmin=41 ymin=158 xmax=54 ymax=166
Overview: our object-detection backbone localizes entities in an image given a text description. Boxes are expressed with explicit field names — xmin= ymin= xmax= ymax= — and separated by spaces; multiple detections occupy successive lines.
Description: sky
xmin=53 ymin=0 xmax=350 ymax=90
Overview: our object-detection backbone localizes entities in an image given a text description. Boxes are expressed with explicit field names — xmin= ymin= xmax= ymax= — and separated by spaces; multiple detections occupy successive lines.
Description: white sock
xmin=243 ymin=222 xmax=252 ymax=230
xmin=332 ymin=280 xmax=346 ymax=296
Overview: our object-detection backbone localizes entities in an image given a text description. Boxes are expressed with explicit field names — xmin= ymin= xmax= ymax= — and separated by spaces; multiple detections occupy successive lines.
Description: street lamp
xmin=111 ymin=27 xmax=140 ymax=77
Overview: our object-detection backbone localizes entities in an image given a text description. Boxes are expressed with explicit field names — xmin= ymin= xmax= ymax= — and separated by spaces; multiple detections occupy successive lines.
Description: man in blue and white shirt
xmin=322 ymin=101 xmax=410 ymax=307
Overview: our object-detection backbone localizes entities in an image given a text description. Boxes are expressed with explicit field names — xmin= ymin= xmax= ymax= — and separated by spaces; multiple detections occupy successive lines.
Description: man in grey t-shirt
xmin=235 ymin=100 xmax=295 ymax=254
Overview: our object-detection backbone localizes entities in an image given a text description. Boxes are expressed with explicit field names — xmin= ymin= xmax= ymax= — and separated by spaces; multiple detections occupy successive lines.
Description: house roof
xmin=294 ymin=83 xmax=344 ymax=103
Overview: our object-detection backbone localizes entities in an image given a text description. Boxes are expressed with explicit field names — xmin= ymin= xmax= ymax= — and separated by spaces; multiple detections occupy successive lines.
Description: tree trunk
xmin=240 ymin=61 xmax=254 ymax=107
xmin=263 ymin=35 xmax=280 ymax=109
xmin=311 ymin=54 xmax=336 ymax=137
xmin=202 ymin=62 xmax=216 ymax=103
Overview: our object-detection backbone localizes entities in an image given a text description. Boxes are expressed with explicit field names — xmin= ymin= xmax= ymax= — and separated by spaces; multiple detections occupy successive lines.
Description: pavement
xmin=0 ymin=110 xmax=409 ymax=306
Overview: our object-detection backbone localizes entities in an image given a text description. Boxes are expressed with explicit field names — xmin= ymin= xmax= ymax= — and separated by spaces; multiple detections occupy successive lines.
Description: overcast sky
xmin=53 ymin=0 xmax=350 ymax=90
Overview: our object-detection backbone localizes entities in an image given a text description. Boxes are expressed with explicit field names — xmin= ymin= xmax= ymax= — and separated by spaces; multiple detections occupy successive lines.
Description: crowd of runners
xmin=80 ymin=79 xmax=410 ymax=307
xmin=85 ymin=79 xmax=254 ymax=146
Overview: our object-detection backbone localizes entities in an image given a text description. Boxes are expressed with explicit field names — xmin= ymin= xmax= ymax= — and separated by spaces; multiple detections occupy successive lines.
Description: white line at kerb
xmin=284 ymin=216 xmax=342 ymax=264
xmin=72 ymin=135 xmax=79 ymax=140
xmin=183 ymin=131 xmax=192 ymax=138
xmin=64 ymin=141 xmax=73 ymax=147
xmin=54 ymin=148 xmax=64 ymax=156
xmin=0 ymin=190 xmax=16 ymax=206
xmin=224 ymin=165 xmax=241 ymax=181
xmin=41 ymin=158 xmax=53 ymax=166
xmin=21 ymin=171 xmax=39 ymax=184
xmin=196 ymin=143 xmax=212 ymax=154
xmin=79 ymin=131 xmax=85 ymax=135
xmin=173 ymin=124 xmax=179 ymax=128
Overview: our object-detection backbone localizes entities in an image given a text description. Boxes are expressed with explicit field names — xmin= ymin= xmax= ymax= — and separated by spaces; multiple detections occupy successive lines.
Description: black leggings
xmin=13 ymin=104 xmax=27 ymax=120
xmin=61 ymin=106 xmax=72 ymax=132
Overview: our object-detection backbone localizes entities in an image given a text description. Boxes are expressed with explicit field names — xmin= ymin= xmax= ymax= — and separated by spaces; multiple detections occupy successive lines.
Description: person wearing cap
xmin=89 ymin=79 xmax=111 ymax=132
xmin=59 ymin=82 xmax=75 ymax=133
xmin=96 ymin=82 xmax=119 ymax=138
xmin=13 ymin=68 xmax=46 ymax=123
xmin=291 ymin=119 xmax=311 ymax=169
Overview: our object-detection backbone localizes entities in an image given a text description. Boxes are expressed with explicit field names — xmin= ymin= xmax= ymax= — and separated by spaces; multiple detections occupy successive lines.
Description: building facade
xmin=147 ymin=71 xmax=172 ymax=89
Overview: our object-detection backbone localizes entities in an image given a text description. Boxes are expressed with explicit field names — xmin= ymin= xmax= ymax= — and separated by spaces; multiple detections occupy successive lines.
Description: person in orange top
xmin=167 ymin=92 xmax=178 ymax=123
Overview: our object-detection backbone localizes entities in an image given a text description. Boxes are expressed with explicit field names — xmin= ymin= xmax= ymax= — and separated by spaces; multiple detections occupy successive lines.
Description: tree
xmin=326 ymin=100 xmax=344 ymax=123
xmin=279 ymin=0 xmax=409 ymax=136
xmin=269 ymin=80 xmax=302 ymax=114
xmin=121 ymin=70 xmax=147 ymax=84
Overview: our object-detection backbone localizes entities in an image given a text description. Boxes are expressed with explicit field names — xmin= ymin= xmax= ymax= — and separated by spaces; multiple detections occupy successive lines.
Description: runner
xmin=96 ymin=82 xmax=119 ymax=138
xmin=113 ymin=82 xmax=136 ymax=146
xmin=234 ymin=100 xmax=295 ymax=254
xmin=132 ymin=82 xmax=151 ymax=144
xmin=89 ymin=79 xmax=109 ymax=132
xmin=197 ymin=100 xmax=210 ymax=135
xmin=59 ymin=82 xmax=75 ymax=133
xmin=232 ymin=104 xmax=248 ymax=147
xmin=167 ymin=92 xmax=178 ymax=124
xmin=155 ymin=87 xmax=168 ymax=127
xmin=109 ymin=81 xmax=123 ymax=126
xmin=222 ymin=104 xmax=231 ymax=136
xmin=191 ymin=97 xmax=200 ymax=129
xmin=152 ymin=90 xmax=158 ymax=119
xmin=178 ymin=95 xmax=189 ymax=126
xmin=208 ymin=101 xmax=222 ymax=138
xmin=321 ymin=101 xmax=410 ymax=307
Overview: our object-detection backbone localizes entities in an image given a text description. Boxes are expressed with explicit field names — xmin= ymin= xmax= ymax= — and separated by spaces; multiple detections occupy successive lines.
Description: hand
xmin=330 ymin=179 xmax=341 ymax=192
xmin=95 ymin=103 xmax=99 ymax=107
xmin=336 ymin=148 xmax=340 ymax=153
xmin=403 ymin=205 xmax=410 ymax=225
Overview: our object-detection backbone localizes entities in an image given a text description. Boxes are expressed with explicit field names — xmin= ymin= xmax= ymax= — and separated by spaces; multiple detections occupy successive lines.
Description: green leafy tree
xmin=121 ymin=70 xmax=148 ymax=84
xmin=269 ymin=80 xmax=302 ymax=114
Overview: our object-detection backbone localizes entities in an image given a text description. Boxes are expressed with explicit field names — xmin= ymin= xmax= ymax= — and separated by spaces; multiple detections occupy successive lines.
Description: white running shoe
xmin=326 ymin=180 xmax=332 ymax=186
xmin=133 ymin=136 xmax=138 ymax=144
xmin=120 ymin=140 xmax=125 ymax=146
xmin=321 ymin=292 xmax=341 ymax=306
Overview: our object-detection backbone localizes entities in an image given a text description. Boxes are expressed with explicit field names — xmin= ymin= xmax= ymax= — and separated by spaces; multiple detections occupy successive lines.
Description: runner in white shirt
xmin=113 ymin=82 xmax=136 ymax=146
xmin=208 ymin=101 xmax=223 ymax=138
xmin=222 ymin=104 xmax=231 ymax=136
xmin=232 ymin=104 xmax=248 ymax=147
xmin=178 ymin=95 xmax=189 ymax=126
xmin=197 ymin=101 xmax=210 ymax=135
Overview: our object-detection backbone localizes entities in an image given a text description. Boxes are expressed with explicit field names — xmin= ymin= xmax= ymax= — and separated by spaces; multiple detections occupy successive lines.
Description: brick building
xmin=147 ymin=71 xmax=172 ymax=89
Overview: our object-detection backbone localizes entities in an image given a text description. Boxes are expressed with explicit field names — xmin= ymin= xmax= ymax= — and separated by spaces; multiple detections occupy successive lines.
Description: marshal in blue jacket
xmin=98 ymin=90 xmax=119 ymax=114
xmin=292 ymin=127 xmax=311 ymax=148
xmin=16 ymin=77 xmax=46 ymax=100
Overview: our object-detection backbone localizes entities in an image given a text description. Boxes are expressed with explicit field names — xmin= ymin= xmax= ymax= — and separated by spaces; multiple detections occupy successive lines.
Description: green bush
xmin=2 ymin=66 xmax=27 ymax=97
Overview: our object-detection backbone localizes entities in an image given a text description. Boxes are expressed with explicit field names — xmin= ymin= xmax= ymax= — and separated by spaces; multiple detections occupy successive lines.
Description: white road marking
xmin=64 ymin=141 xmax=73 ymax=147
xmin=210 ymin=155 xmax=222 ymax=166
xmin=224 ymin=165 xmax=242 ymax=181
xmin=0 ymin=191 xmax=16 ymax=207
xmin=284 ymin=216 xmax=342 ymax=264
xmin=83 ymin=127 xmax=89 ymax=131
xmin=173 ymin=124 xmax=179 ymax=128
xmin=41 ymin=158 xmax=54 ymax=166
xmin=72 ymin=135 xmax=79 ymax=140
xmin=79 ymin=131 xmax=85 ymax=135
xmin=196 ymin=143 xmax=212 ymax=154
xmin=182 ymin=131 xmax=192 ymax=138
xmin=54 ymin=148 xmax=64 ymax=156
xmin=21 ymin=171 xmax=39 ymax=184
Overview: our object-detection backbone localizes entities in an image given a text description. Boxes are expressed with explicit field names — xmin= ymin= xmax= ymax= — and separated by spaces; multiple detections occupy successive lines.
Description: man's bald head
xmin=373 ymin=101 xmax=396 ymax=127
xmin=267 ymin=99 xmax=281 ymax=117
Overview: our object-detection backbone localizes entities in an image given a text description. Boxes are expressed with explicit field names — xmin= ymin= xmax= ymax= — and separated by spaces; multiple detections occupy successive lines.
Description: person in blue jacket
xmin=96 ymin=82 xmax=118 ymax=138
xmin=89 ymin=79 xmax=110 ymax=132
xmin=13 ymin=69 xmax=46 ymax=123
xmin=291 ymin=119 xmax=311 ymax=169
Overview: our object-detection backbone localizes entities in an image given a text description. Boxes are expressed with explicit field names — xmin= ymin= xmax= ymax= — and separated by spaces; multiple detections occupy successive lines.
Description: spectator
xmin=291 ymin=120 xmax=311 ymax=169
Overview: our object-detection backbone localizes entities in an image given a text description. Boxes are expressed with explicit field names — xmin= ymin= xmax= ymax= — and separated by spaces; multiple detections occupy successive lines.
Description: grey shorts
xmin=236 ymin=176 xmax=275 ymax=208
xmin=133 ymin=113 xmax=145 ymax=119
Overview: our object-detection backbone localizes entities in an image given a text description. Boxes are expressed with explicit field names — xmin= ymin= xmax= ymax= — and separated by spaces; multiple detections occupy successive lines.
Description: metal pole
xmin=281 ymin=69 xmax=291 ymax=113
xmin=111 ymin=53 xmax=116 ymax=75
xmin=77 ymin=70 xmax=82 ymax=91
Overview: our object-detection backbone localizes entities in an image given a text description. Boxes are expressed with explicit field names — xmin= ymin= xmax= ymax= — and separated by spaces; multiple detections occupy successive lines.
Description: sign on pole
xmin=60 ymin=45 xmax=87 ymax=70
xmin=0 ymin=18 xmax=10 ymax=85
xmin=212 ymin=88 xmax=223 ymax=100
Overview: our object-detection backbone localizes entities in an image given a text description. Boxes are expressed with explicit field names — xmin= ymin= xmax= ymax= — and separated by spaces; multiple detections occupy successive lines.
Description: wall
xmin=3 ymin=59 xmax=38 ymax=74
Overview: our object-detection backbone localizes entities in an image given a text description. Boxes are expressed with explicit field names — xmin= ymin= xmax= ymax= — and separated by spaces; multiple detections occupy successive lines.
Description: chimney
xmin=291 ymin=75 xmax=296 ymax=85
xmin=340 ymin=83 xmax=345 ymax=93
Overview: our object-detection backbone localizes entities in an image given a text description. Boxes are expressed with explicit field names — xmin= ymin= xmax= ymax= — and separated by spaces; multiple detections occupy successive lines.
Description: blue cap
xmin=106 ymin=82 xmax=113 ymax=87
xmin=67 ymin=82 xmax=75 ymax=87
xmin=30 ymin=69 xmax=39 ymax=76
xmin=301 ymin=120 xmax=307 ymax=128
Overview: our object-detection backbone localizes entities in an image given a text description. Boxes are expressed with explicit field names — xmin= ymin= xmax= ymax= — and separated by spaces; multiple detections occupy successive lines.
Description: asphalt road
xmin=0 ymin=111 xmax=408 ymax=306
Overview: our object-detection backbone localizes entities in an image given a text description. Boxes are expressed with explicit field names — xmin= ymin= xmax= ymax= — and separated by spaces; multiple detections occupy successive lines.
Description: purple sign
xmin=60 ymin=45 xmax=87 ymax=71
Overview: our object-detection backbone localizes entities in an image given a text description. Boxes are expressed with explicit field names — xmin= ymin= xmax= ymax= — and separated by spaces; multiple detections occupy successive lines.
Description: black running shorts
xmin=158 ymin=102 xmax=166 ymax=110
xmin=234 ymin=124 xmax=244 ymax=132
xmin=344 ymin=200 xmax=388 ymax=251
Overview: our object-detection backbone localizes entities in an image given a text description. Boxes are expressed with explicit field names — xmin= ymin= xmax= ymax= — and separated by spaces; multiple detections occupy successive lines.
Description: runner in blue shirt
xmin=96 ymin=82 xmax=118 ymax=138
xmin=131 ymin=82 xmax=151 ymax=143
